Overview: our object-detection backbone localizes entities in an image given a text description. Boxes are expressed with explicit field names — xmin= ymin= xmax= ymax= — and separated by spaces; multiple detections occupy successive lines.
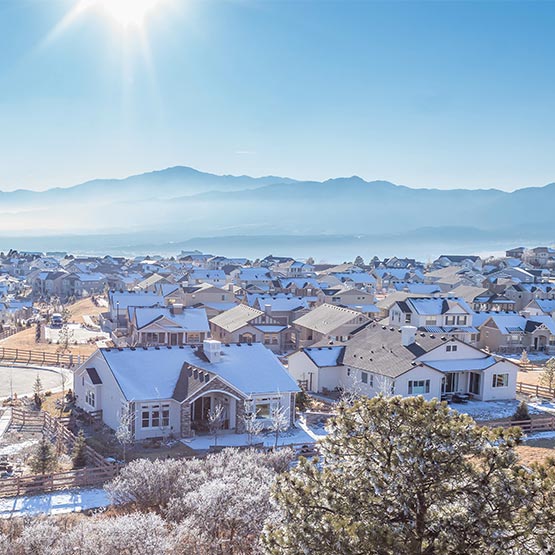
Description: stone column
xmin=180 ymin=403 xmax=192 ymax=437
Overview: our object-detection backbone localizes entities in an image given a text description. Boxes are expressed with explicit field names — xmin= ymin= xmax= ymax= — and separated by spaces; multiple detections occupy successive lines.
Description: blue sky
xmin=0 ymin=0 xmax=554 ymax=192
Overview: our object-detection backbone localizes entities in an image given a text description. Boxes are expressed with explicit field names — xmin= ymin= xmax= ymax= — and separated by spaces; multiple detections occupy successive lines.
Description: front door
xmin=170 ymin=334 xmax=178 ymax=346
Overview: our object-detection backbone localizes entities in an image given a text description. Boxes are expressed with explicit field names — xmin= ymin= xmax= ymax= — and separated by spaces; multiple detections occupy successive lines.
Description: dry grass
xmin=0 ymin=297 xmax=106 ymax=359
xmin=516 ymin=445 xmax=555 ymax=466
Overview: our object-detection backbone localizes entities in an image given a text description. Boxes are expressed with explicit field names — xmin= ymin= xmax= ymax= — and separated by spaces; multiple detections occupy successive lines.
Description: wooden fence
xmin=0 ymin=346 xmax=77 ymax=368
xmin=0 ymin=465 xmax=118 ymax=498
xmin=484 ymin=415 xmax=555 ymax=433
xmin=0 ymin=327 xmax=21 ymax=341
xmin=0 ymin=408 xmax=115 ymax=498
xmin=516 ymin=381 xmax=555 ymax=399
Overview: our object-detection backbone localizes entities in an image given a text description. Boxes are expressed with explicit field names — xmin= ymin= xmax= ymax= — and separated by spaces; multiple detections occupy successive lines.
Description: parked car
xmin=50 ymin=313 xmax=63 ymax=327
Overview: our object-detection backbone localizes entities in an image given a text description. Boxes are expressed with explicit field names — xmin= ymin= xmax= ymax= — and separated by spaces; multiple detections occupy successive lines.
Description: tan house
xmin=210 ymin=304 xmax=289 ymax=353
xmin=291 ymin=303 xmax=370 ymax=348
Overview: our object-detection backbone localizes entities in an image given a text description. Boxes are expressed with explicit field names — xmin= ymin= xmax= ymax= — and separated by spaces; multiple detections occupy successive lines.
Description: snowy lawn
xmin=182 ymin=423 xmax=321 ymax=451
xmin=45 ymin=323 xmax=109 ymax=345
xmin=0 ymin=488 xmax=110 ymax=518
xmin=450 ymin=399 xmax=541 ymax=422
xmin=528 ymin=399 xmax=555 ymax=415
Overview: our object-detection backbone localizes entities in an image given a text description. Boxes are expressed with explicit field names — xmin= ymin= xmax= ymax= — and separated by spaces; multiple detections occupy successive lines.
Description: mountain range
xmin=0 ymin=166 xmax=553 ymax=260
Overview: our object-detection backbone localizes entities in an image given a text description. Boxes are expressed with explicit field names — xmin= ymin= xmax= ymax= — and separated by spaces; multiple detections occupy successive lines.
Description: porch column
xmin=235 ymin=398 xmax=245 ymax=433
xmin=180 ymin=403 xmax=192 ymax=437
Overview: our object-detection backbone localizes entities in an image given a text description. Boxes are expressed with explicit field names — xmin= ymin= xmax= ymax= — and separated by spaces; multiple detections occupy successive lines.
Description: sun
xmin=95 ymin=0 xmax=166 ymax=28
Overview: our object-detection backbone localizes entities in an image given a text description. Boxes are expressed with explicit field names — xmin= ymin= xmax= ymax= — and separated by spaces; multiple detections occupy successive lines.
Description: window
xmin=85 ymin=389 xmax=95 ymax=408
xmin=141 ymin=403 xmax=170 ymax=428
xmin=446 ymin=345 xmax=458 ymax=352
xmin=457 ymin=315 xmax=467 ymax=326
xmin=492 ymin=374 xmax=509 ymax=388
xmin=252 ymin=396 xmax=282 ymax=419
xmin=187 ymin=332 xmax=201 ymax=343
xmin=425 ymin=317 xmax=436 ymax=326
xmin=408 ymin=380 xmax=430 ymax=395
xmin=361 ymin=372 xmax=368 ymax=384
xmin=405 ymin=314 xmax=411 ymax=323
xmin=445 ymin=316 xmax=455 ymax=326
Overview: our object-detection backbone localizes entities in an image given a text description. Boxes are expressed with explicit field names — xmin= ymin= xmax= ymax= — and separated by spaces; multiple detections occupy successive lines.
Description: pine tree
xmin=71 ymin=430 xmax=88 ymax=469
xmin=512 ymin=399 xmax=530 ymax=421
xmin=33 ymin=374 xmax=43 ymax=397
xmin=263 ymin=395 xmax=539 ymax=555
xmin=30 ymin=437 xmax=57 ymax=475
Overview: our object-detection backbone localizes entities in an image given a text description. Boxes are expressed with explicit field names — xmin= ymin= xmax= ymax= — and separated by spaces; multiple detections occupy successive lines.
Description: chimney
xmin=172 ymin=303 xmax=184 ymax=314
xmin=203 ymin=339 xmax=222 ymax=363
xmin=264 ymin=303 xmax=272 ymax=315
xmin=401 ymin=326 xmax=417 ymax=346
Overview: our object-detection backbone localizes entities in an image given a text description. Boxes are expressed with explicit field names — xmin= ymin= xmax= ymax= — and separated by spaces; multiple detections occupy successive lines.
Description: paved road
xmin=0 ymin=366 xmax=70 ymax=399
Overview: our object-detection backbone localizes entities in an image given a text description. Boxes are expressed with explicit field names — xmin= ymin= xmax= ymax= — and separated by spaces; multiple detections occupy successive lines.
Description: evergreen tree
xmin=263 ymin=395 xmax=540 ymax=555
xmin=30 ymin=437 xmax=57 ymax=475
xmin=33 ymin=374 xmax=43 ymax=397
xmin=71 ymin=430 xmax=88 ymax=469
xmin=512 ymin=399 xmax=530 ymax=421
xmin=354 ymin=255 xmax=364 ymax=266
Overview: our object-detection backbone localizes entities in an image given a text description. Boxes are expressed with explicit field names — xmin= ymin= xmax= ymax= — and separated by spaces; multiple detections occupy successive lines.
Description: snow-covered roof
xmin=109 ymin=291 xmax=164 ymax=310
xmin=132 ymin=307 xmax=209 ymax=332
xmin=303 ymin=346 xmax=344 ymax=367
xmin=293 ymin=303 xmax=368 ymax=334
xmin=100 ymin=343 xmax=299 ymax=401
xmin=210 ymin=304 xmax=264 ymax=332
xmin=423 ymin=356 xmax=497 ymax=373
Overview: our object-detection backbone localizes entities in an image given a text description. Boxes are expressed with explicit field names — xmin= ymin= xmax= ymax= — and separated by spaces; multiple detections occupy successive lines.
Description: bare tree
xmin=270 ymin=404 xmax=289 ymax=449
xmin=56 ymin=324 xmax=75 ymax=355
xmin=207 ymin=402 xmax=225 ymax=447
xmin=116 ymin=403 xmax=135 ymax=463
xmin=243 ymin=399 xmax=264 ymax=446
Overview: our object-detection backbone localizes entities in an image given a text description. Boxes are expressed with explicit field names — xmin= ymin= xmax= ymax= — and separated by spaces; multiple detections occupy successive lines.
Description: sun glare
xmin=96 ymin=0 xmax=165 ymax=28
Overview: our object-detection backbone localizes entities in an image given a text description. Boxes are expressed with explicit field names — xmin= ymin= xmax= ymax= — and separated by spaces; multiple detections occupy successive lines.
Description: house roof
xmin=303 ymin=346 xmax=345 ymax=367
xmin=341 ymin=323 xmax=448 ymax=378
xmin=86 ymin=367 xmax=102 ymax=385
xmin=293 ymin=303 xmax=367 ymax=334
xmin=132 ymin=307 xmax=209 ymax=332
xmin=99 ymin=343 xmax=299 ymax=401
xmin=210 ymin=304 xmax=264 ymax=333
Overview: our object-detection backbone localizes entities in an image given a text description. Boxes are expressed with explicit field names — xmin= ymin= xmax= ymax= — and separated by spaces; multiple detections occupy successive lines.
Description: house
xmin=128 ymin=305 xmax=210 ymax=346
xmin=389 ymin=297 xmax=478 ymax=344
xmin=291 ymin=303 xmax=370 ymax=348
xmin=74 ymin=340 xmax=299 ymax=440
xmin=524 ymin=299 xmax=555 ymax=318
xmin=187 ymin=269 xmax=227 ymax=287
xmin=288 ymin=324 xmax=518 ymax=401
xmin=472 ymin=293 xmax=516 ymax=313
xmin=106 ymin=290 xmax=165 ymax=331
xmin=251 ymin=295 xmax=310 ymax=325
xmin=210 ymin=304 xmax=289 ymax=353
xmin=478 ymin=313 xmax=555 ymax=354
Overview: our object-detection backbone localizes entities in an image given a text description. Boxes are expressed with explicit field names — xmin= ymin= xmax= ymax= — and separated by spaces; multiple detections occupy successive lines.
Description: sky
xmin=0 ymin=0 xmax=554 ymax=192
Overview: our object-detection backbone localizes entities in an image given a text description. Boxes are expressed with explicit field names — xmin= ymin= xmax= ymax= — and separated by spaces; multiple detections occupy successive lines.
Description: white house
xmin=288 ymin=324 xmax=518 ymax=402
xmin=389 ymin=297 xmax=478 ymax=345
xmin=74 ymin=340 xmax=300 ymax=440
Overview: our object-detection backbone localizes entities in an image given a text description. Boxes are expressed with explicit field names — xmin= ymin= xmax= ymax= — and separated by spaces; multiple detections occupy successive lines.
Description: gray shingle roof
xmin=342 ymin=323 xmax=447 ymax=378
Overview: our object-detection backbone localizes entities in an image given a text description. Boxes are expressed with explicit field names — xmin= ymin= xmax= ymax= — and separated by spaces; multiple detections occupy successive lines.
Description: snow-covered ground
xmin=450 ymin=399 xmax=542 ymax=421
xmin=45 ymin=323 xmax=109 ymax=345
xmin=182 ymin=423 xmax=321 ymax=451
xmin=0 ymin=488 xmax=110 ymax=518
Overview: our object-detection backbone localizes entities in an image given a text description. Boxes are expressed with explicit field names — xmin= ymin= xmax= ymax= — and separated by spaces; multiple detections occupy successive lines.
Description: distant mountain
xmin=0 ymin=165 xmax=553 ymax=258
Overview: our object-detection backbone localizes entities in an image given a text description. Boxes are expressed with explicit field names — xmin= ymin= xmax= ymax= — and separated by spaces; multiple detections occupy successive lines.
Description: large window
xmin=408 ymin=380 xmax=430 ymax=395
xmin=85 ymin=389 xmax=95 ymax=408
xmin=252 ymin=397 xmax=282 ymax=419
xmin=492 ymin=374 xmax=509 ymax=388
xmin=141 ymin=403 xmax=170 ymax=429
xmin=446 ymin=345 xmax=458 ymax=352
xmin=445 ymin=316 xmax=455 ymax=326
xmin=425 ymin=317 xmax=436 ymax=326
xmin=457 ymin=315 xmax=467 ymax=325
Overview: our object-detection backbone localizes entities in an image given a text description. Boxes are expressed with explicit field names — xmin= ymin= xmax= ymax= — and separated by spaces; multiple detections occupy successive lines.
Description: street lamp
xmin=116 ymin=300 xmax=120 ymax=330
